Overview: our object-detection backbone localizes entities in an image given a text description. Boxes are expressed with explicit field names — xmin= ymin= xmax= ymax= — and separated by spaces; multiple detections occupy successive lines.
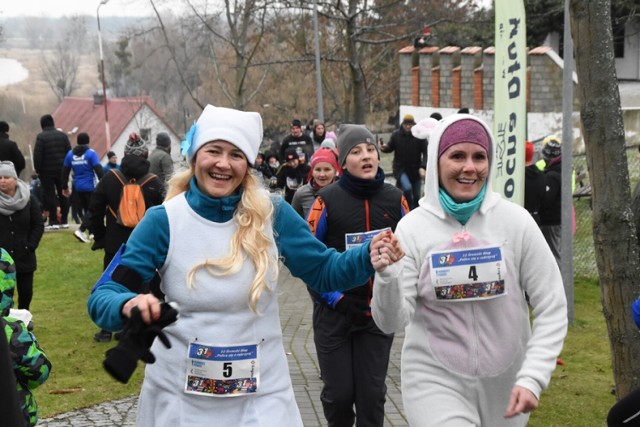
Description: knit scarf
xmin=438 ymin=183 xmax=487 ymax=225
xmin=338 ymin=168 xmax=385 ymax=199
xmin=0 ymin=180 xmax=30 ymax=215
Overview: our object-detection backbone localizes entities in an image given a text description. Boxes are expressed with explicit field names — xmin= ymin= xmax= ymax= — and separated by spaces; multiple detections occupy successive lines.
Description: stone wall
xmin=399 ymin=45 xmax=579 ymax=113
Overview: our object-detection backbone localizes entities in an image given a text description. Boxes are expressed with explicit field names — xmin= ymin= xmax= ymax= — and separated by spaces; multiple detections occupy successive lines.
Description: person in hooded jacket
xmin=87 ymin=134 xmax=164 ymax=342
xmin=0 ymin=248 xmax=51 ymax=427
xmin=371 ymin=114 xmax=568 ymax=427
xmin=306 ymin=125 xmax=409 ymax=427
xmin=62 ymin=132 xmax=104 ymax=243
xmin=0 ymin=161 xmax=44 ymax=311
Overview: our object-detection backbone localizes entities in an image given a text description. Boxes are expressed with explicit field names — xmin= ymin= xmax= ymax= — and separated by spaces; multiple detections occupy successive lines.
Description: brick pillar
xmin=452 ymin=67 xmax=461 ymax=108
xmin=432 ymin=67 xmax=441 ymax=107
xmin=461 ymin=46 xmax=482 ymax=110
xmin=418 ymin=46 xmax=439 ymax=106
xmin=474 ymin=68 xmax=484 ymax=110
xmin=398 ymin=46 xmax=415 ymax=106
xmin=483 ymin=47 xmax=496 ymax=111
xmin=411 ymin=66 xmax=420 ymax=106
xmin=439 ymin=46 xmax=461 ymax=108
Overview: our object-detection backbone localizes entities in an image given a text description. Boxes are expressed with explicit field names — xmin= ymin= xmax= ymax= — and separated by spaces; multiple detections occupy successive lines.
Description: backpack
xmin=107 ymin=169 xmax=156 ymax=228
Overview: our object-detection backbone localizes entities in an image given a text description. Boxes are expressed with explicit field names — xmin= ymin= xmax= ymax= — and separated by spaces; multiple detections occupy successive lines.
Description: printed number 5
xmin=222 ymin=362 xmax=233 ymax=378
xmin=468 ymin=266 xmax=478 ymax=281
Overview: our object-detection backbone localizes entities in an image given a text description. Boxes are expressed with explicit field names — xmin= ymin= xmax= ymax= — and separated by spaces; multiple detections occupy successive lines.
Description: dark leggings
xmin=608 ymin=387 xmax=640 ymax=426
xmin=16 ymin=271 xmax=34 ymax=311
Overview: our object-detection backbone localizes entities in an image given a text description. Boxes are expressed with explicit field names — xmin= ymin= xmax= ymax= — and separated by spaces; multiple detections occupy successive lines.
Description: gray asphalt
xmin=38 ymin=268 xmax=407 ymax=427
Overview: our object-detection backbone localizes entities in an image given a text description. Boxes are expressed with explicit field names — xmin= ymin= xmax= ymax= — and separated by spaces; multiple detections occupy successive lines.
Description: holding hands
xmin=370 ymin=230 xmax=404 ymax=271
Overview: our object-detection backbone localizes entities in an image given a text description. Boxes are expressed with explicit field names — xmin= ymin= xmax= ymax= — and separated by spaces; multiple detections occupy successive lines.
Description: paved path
xmin=39 ymin=268 xmax=407 ymax=427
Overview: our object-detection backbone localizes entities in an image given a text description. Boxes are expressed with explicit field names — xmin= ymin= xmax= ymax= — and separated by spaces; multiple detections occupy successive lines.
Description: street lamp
xmin=97 ymin=0 xmax=112 ymax=153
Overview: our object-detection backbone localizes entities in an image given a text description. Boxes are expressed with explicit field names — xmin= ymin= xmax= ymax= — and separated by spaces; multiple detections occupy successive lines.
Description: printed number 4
xmin=223 ymin=362 xmax=233 ymax=378
xmin=468 ymin=266 xmax=478 ymax=281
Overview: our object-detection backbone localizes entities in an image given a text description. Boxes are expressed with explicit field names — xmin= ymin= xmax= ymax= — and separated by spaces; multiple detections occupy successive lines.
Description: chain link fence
xmin=572 ymin=146 xmax=640 ymax=280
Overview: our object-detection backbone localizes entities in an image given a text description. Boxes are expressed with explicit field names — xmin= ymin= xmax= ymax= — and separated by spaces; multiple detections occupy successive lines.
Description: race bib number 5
xmin=429 ymin=246 xmax=506 ymax=301
xmin=185 ymin=342 xmax=259 ymax=397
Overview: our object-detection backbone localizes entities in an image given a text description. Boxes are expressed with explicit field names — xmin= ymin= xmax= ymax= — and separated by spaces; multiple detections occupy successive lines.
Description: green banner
xmin=493 ymin=0 xmax=527 ymax=205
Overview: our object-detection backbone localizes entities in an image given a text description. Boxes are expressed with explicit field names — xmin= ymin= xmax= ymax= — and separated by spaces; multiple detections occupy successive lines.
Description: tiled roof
xmin=52 ymin=96 xmax=171 ymax=158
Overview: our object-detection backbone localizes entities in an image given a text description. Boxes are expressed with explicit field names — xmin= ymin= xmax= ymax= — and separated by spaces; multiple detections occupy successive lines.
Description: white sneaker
xmin=74 ymin=230 xmax=90 ymax=243
xmin=60 ymin=224 xmax=69 ymax=229
xmin=45 ymin=224 xmax=60 ymax=231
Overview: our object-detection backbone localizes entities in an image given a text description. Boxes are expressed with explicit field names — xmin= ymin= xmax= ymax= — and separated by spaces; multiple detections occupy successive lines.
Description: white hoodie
xmin=372 ymin=114 xmax=567 ymax=409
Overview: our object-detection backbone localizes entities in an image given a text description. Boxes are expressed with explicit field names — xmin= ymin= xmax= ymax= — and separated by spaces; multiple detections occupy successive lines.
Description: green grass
xmin=29 ymin=228 xmax=616 ymax=424
xmin=529 ymin=277 xmax=616 ymax=427
xmin=28 ymin=230 xmax=144 ymax=418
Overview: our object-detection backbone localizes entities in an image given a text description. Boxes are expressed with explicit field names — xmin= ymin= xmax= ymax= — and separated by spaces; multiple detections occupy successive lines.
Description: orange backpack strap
xmin=108 ymin=169 xmax=127 ymax=220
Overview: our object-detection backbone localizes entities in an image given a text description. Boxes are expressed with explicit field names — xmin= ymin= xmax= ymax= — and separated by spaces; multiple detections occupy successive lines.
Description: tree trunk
xmin=571 ymin=0 xmax=640 ymax=398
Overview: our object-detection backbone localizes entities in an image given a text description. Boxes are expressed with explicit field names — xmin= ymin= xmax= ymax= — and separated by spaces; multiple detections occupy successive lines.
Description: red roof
xmin=52 ymin=96 xmax=173 ymax=159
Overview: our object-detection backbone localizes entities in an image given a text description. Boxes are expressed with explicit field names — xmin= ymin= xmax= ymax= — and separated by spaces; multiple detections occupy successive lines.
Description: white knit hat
xmin=182 ymin=105 xmax=263 ymax=166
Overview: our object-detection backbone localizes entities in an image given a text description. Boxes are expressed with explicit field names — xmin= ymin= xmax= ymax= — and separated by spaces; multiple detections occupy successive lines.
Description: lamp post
xmin=97 ymin=0 xmax=111 ymax=153
xmin=312 ymin=0 xmax=324 ymax=122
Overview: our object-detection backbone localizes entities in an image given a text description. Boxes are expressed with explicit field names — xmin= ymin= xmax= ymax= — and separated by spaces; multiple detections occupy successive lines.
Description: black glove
xmin=335 ymin=294 xmax=371 ymax=326
xmin=103 ymin=301 xmax=179 ymax=383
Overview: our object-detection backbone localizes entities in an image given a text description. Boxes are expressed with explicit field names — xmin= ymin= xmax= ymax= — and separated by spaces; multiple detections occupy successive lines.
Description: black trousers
xmin=312 ymin=303 xmax=394 ymax=427
xmin=40 ymin=175 xmax=69 ymax=225
xmin=76 ymin=191 xmax=93 ymax=231
xmin=608 ymin=387 xmax=640 ymax=426
xmin=16 ymin=271 xmax=34 ymax=311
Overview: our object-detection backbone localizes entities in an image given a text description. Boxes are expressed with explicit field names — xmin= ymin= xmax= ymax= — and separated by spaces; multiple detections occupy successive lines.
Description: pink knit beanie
xmin=438 ymin=118 xmax=490 ymax=158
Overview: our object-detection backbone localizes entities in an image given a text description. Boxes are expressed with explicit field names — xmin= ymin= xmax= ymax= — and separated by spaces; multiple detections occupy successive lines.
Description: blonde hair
xmin=166 ymin=165 xmax=279 ymax=313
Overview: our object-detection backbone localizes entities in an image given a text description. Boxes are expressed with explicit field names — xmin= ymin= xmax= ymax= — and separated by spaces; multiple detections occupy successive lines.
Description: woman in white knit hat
xmin=372 ymin=114 xmax=568 ymax=426
xmin=88 ymin=105 xmax=404 ymax=426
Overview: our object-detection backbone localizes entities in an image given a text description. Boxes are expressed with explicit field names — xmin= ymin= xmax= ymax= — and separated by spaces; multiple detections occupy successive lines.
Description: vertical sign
xmin=493 ymin=0 xmax=527 ymax=205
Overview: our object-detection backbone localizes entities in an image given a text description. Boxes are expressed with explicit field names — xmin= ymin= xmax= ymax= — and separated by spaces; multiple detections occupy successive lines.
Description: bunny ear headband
xmin=411 ymin=117 xmax=440 ymax=140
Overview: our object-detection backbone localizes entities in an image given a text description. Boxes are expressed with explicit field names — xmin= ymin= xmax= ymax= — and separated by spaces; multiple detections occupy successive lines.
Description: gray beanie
xmin=156 ymin=132 xmax=171 ymax=148
xmin=337 ymin=124 xmax=378 ymax=166
xmin=0 ymin=161 xmax=17 ymax=179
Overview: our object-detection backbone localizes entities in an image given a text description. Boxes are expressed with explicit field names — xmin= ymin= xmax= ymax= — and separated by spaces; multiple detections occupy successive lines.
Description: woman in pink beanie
xmin=291 ymin=148 xmax=340 ymax=219
xmin=372 ymin=114 xmax=568 ymax=426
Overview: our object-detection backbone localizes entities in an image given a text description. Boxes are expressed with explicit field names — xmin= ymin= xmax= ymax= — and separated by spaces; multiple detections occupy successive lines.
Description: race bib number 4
xmin=185 ymin=342 xmax=259 ymax=397
xmin=429 ymin=246 xmax=506 ymax=301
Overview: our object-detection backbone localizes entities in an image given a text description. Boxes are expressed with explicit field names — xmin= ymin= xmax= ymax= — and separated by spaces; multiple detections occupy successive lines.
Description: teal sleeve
xmin=273 ymin=198 xmax=374 ymax=292
xmin=87 ymin=205 xmax=170 ymax=332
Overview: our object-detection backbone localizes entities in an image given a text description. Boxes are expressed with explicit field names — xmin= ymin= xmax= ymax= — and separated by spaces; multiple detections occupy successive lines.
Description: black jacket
xmin=524 ymin=165 xmax=546 ymax=224
xmin=33 ymin=127 xmax=71 ymax=178
xmin=88 ymin=155 xmax=164 ymax=255
xmin=0 ymin=132 xmax=26 ymax=176
xmin=381 ymin=127 xmax=428 ymax=183
xmin=0 ymin=195 xmax=44 ymax=273
xmin=540 ymin=158 xmax=562 ymax=226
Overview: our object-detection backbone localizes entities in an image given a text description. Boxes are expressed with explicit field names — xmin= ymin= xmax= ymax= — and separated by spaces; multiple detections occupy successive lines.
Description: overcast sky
xmin=0 ymin=0 xmax=156 ymax=18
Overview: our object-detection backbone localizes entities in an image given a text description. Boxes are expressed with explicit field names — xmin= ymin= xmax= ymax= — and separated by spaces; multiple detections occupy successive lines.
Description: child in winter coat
xmin=0 ymin=248 xmax=51 ymax=427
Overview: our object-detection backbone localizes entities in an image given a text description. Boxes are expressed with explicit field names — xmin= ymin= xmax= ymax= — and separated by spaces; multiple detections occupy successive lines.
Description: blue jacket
xmin=88 ymin=177 xmax=375 ymax=331
xmin=633 ymin=296 xmax=640 ymax=329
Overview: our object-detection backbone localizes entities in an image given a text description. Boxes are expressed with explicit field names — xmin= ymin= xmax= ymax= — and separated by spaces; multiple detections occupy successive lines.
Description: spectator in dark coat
xmin=380 ymin=114 xmax=428 ymax=210
xmin=0 ymin=121 xmax=26 ymax=177
xmin=87 ymin=135 xmax=164 ymax=342
xmin=148 ymin=132 xmax=174 ymax=193
xmin=0 ymin=161 xmax=44 ymax=311
xmin=33 ymin=114 xmax=71 ymax=229
xmin=524 ymin=141 xmax=546 ymax=225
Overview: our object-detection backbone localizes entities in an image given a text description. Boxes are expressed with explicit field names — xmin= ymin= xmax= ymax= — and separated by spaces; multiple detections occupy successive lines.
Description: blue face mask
xmin=438 ymin=183 xmax=487 ymax=225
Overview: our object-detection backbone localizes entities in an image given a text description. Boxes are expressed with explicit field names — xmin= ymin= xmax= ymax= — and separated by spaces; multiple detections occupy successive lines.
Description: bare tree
xmin=571 ymin=0 xmax=640 ymax=398
xmin=41 ymin=15 xmax=88 ymax=102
